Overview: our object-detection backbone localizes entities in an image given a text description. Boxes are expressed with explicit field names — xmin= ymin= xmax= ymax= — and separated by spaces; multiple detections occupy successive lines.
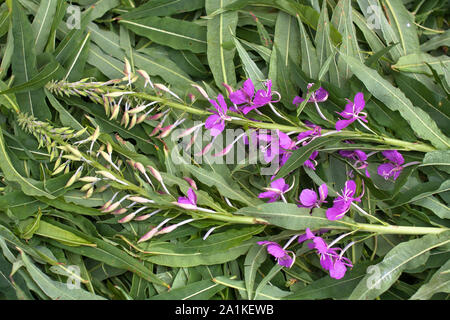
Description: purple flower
xmin=326 ymin=180 xmax=362 ymax=220
xmin=292 ymin=84 xmax=329 ymax=105
xmin=205 ymin=94 xmax=231 ymax=136
xmin=298 ymin=184 xmax=328 ymax=209
xmin=297 ymin=121 xmax=322 ymax=146
xmin=335 ymin=92 xmax=368 ymax=131
xmin=339 ymin=149 xmax=370 ymax=177
xmin=260 ymin=130 xmax=297 ymax=167
xmin=303 ymin=150 xmax=319 ymax=170
xmin=298 ymin=228 xmax=353 ymax=279
xmin=257 ymin=241 xmax=294 ymax=268
xmin=177 ymin=188 xmax=198 ymax=210
xmin=258 ymin=178 xmax=289 ymax=203
xmin=230 ymin=79 xmax=276 ymax=114
xmin=377 ymin=150 xmax=405 ymax=181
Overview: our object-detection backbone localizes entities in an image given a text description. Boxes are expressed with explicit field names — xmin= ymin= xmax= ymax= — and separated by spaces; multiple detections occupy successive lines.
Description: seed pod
xmin=128 ymin=114 xmax=137 ymax=130
xmin=79 ymin=176 xmax=100 ymax=183
xmin=103 ymin=96 xmax=111 ymax=117
xmin=110 ymin=104 xmax=120 ymax=120
xmin=84 ymin=187 xmax=94 ymax=199
xmin=96 ymin=170 xmax=117 ymax=181
xmin=121 ymin=111 xmax=130 ymax=127
xmin=106 ymin=142 xmax=113 ymax=155
xmin=137 ymin=227 xmax=159 ymax=243
xmin=52 ymin=162 xmax=68 ymax=176
xmin=65 ymin=166 xmax=83 ymax=188
xmin=112 ymin=208 xmax=127 ymax=215
xmin=128 ymin=196 xmax=153 ymax=203
xmin=128 ymin=104 xmax=148 ymax=114
xmin=80 ymin=183 xmax=93 ymax=192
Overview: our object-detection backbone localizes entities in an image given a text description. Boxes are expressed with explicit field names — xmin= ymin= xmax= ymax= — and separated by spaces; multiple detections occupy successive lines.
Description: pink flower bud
xmin=191 ymin=84 xmax=209 ymax=100
xmin=183 ymin=177 xmax=197 ymax=190
xmin=147 ymin=166 xmax=162 ymax=182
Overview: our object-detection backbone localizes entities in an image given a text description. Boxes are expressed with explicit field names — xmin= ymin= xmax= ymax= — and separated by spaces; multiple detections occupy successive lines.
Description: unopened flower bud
xmin=147 ymin=166 xmax=162 ymax=182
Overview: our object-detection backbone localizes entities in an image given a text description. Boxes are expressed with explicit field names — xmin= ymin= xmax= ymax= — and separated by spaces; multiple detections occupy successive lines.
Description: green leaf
xmin=210 ymin=0 xmax=341 ymax=45
xmin=382 ymin=0 xmax=420 ymax=56
xmin=332 ymin=0 xmax=363 ymax=81
xmin=410 ymin=260 xmax=450 ymax=300
xmin=275 ymin=135 xmax=341 ymax=179
xmin=296 ymin=15 xmax=318 ymax=79
xmin=20 ymin=251 xmax=106 ymax=300
xmin=244 ymin=244 xmax=267 ymax=300
xmin=149 ymin=280 xmax=224 ymax=300
xmin=11 ymin=0 xmax=50 ymax=120
xmin=213 ymin=276 xmax=291 ymax=299
xmin=422 ymin=150 xmax=450 ymax=174
xmin=141 ymin=226 xmax=264 ymax=267
xmin=120 ymin=0 xmax=204 ymax=20
xmin=206 ymin=0 xmax=238 ymax=89
xmin=341 ymin=54 xmax=450 ymax=150
xmin=35 ymin=220 xmax=96 ymax=247
xmin=349 ymin=231 xmax=450 ymax=300
xmin=392 ymin=53 xmax=450 ymax=75
xmin=185 ymin=165 xmax=261 ymax=207
xmin=0 ymin=129 xmax=55 ymax=199
xmin=120 ymin=16 xmax=207 ymax=53
xmin=420 ymin=30 xmax=450 ymax=52
xmin=31 ymin=0 xmax=58 ymax=54
xmin=286 ymin=261 xmax=376 ymax=300
xmin=0 ymin=61 xmax=63 ymax=95
xmin=395 ymin=73 xmax=450 ymax=136
xmin=236 ymin=202 xmax=354 ymax=231
xmin=233 ymin=37 xmax=265 ymax=90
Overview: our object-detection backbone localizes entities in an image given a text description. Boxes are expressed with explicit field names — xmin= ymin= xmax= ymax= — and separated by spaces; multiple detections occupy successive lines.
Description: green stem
xmin=130 ymin=92 xmax=436 ymax=153
xmin=353 ymin=223 xmax=447 ymax=235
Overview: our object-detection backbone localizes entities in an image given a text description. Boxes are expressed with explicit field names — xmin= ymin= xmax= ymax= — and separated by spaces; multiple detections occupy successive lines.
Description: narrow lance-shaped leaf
xmin=341 ymin=54 xmax=450 ymax=150
xmin=119 ymin=17 xmax=207 ymax=53
xmin=11 ymin=0 xmax=51 ymax=120
xmin=31 ymin=0 xmax=58 ymax=54
xmin=206 ymin=0 xmax=238 ymax=89
xmin=349 ymin=232 xmax=450 ymax=300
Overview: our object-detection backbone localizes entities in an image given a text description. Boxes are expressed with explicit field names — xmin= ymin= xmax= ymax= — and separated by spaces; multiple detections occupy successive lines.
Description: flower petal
xmin=299 ymin=189 xmax=317 ymax=207
xmin=335 ymin=118 xmax=356 ymax=131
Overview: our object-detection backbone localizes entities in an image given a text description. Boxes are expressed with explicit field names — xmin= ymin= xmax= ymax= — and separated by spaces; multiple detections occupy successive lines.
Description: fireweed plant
xmin=0 ymin=0 xmax=449 ymax=300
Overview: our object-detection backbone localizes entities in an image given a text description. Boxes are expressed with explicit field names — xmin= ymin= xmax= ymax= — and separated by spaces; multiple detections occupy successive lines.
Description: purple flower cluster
xmin=258 ymin=228 xmax=353 ymax=279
